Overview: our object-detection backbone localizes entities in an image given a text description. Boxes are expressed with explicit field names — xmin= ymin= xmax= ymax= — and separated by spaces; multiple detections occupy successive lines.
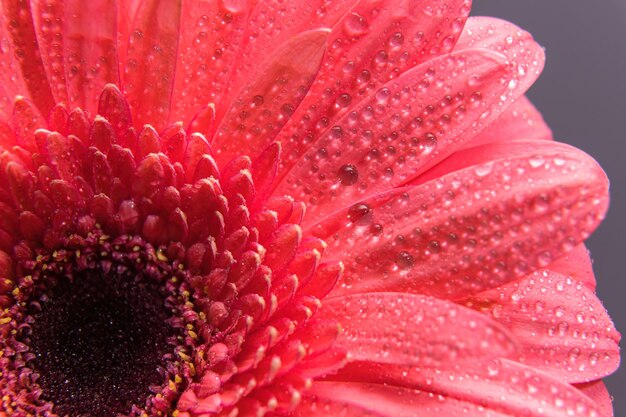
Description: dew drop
xmin=554 ymin=305 xmax=566 ymax=318
xmin=252 ymin=95 xmax=264 ymax=106
xmin=389 ymin=32 xmax=405 ymax=47
xmin=396 ymin=251 xmax=415 ymax=269
xmin=330 ymin=126 xmax=344 ymax=139
xmin=536 ymin=251 xmax=553 ymax=267
xmin=474 ymin=163 xmax=493 ymax=177
xmin=221 ymin=0 xmax=246 ymax=14
xmin=452 ymin=18 xmax=464 ymax=33
xmin=418 ymin=132 xmax=437 ymax=155
xmin=281 ymin=103 xmax=294 ymax=116
xmin=338 ymin=164 xmax=359 ymax=185
xmin=528 ymin=156 xmax=545 ymax=168
xmin=357 ymin=70 xmax=371 ymax=83
xmin=343 ymin=12 xmax=370 ymax=36
xmin=468 ymin=75 xmax=480 ymax=86
xmin=336 ymin=93 xmax=352 ymax=108
xmin=486 ymin=361 xmax=500 ymax=377
xmin=470 ymin=91 xmax=482 ymax=103
xmin=375 ymin=88 xmax=390 ymax=103
xmin=348 ymin=203 xmax=372 ymax=225
xmin=374 ymin=50 xmax=388 ymax=65
xmin=370 ymin=223 xmax=383 ymax=235
xmin=428 ymin=240 xmax=441 ymax=254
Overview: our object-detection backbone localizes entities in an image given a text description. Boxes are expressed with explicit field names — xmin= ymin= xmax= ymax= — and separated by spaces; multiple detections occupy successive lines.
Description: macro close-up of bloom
xmin=0 ymin=0 xmax=621 ymax=416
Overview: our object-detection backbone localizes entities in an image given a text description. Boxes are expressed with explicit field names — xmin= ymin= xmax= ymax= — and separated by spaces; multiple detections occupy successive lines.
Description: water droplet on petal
xmin=375 ymin=88 xmax=390 ymax=104
xmin=474 ymin=163 xmax=493 ymax=177
xmin=343 ymin=12 xmax=370 ymax=36
xmin=221 ymin=0 xmax=246 ymax=14
xmin=396 ymin=251 xmax=415 ymax=269
xmin=348 ymin=203 xmax=372 ymax=225
xmin=335 ymin=93 xmax=352 ymax=108
xmin=338 ymin=164 xmax=359 ymax=185
xmin=389 ymin=32 xmax=405 ymax=47
xmin=252 ymin=95 xmax=264 ymax=106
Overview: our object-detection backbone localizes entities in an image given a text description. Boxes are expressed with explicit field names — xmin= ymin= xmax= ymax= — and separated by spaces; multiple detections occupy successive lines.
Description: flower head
xmin=0 ymin=1 xmax=619 ymax=416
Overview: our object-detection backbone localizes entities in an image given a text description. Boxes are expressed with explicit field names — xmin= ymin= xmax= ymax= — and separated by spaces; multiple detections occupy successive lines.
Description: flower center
xmin=2 ymin=231 xmax=197 ymax=417
xmin=28 ymin=270 xmax=170 ymax=417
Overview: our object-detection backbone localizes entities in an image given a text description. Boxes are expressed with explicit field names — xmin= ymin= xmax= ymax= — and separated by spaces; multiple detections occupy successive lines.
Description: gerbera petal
xmin=331 ymin=359 xmax=605 ymax=417
xmin=0 ymin=250 xmax=14 ymax=308
xmin=317 ymin=292 xmax=516 ymax=365
xmin=296 ymin=382 xmax=511 ymax=417
xmin=576 ymin=381 xmax=614 ymax=417
xmin=31 ymin=0 xmax=69 ymax=106
xmin=455 ymin=17 xmax=545 ymax=111
xmin=0 ymin=1 xmax=54 ymax=116
xmin=11 ymin=96 xmax=46 ymax=153
xmin=31 ymin=0 xmax=120 ymax=115
xmin=464 ymin=95 xmax=553 ymax=149
xmin=170 ymin=0 xmax=251 ymax=126
xmin=122 ymin=0 xmax=181 ymax=131
xmin=271 ymin=0 xmax=472 ymax=175
xmin=214 ymin=0 xmax=360 ymax=124
xmin=0 ymin=18 xmax=35 ymax=117
xmin=464 ymin=269 xmax=620 ymax=383
xmin=212 ymin=29 xmax=330 ymax=166
xmin=309 ymin=140 xmax=608 ymax=300
xmin=549 ymin=244 xmax=596 ymax=290
xmin=275 ymin=48 xmax=510 ymax=224
xmin=274 ymin=15 xmax=545 ymax=225
xmin=62 ymin=0 xmax=120 ymax=114
xmin=0 ymin=85 xmax=12 ymax=120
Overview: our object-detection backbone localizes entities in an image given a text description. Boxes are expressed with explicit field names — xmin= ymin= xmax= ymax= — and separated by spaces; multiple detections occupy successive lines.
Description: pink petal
xmin=331 ymin=359 xmax=605 ymax=417
xmin=49 ymin=0 xmax=121 ymax=114
xmin=170 ymin=0 xmax=251 ymax=126
xmin=549 ymin=244 xmax=596 ymax=290
xmin=214 ymin=0 xmax=359 ymax=123
xmin=121 ymin=0 xmax=181 ymax=131
xmin=117 ymin=0 xmax=142 ymax=38
xmin=12 ymin=97 xmax=46 ymax=152
xmin=212 ymin=29 xmax=330 ymax=166
xmin=464 ymin=269 xmax=620 ymax=383
xmin=186 ymin=103 xmax=216 ymax=141
xmin=576 ymin=381 xmax=614 ymax=417
xmin=0 ymin=118 xmax=13 ymax=147
xmin=274 ymin=15 xmax=546 ymax=226
xmin=0 ymin=13 xmax=37 ymax=117
xmin=273 ymin=0 xmax=472 ymax=175
xmin=251 ymin=142 xmax=281 ymax=208
xmin=317 ymin=292 xmax=516 ymax=366
xmin=275 ymin=48 xmax=511 ymax=225
xmin=308 ymin=140 xmax=608 ymax=300
xmin=0 ymin=84 xmax=12 ymax=120
xmin=31 ymin=0 xmax=69 ymax=107
xmin=464 ymin=95 xmax=553 ymax=149
xmin=455 ymin=17 xmax=545 ymax=112
xmin=0 ymin=1 xmax=55 ymax=115
xmin=97 ymin=84 xmax=133 ymax=139
xmin=296 ymin=381 xmax=510 ymax=417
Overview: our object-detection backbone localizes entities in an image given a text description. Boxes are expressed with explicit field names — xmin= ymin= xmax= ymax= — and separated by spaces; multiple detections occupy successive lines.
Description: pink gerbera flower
xmin=0 ymin=0 xmax=619 ymax=416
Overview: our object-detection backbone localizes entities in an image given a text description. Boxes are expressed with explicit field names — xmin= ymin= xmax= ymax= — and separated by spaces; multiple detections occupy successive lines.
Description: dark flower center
xmin=28 ymin=271 xmax=171 ymax=417
xmin=2 ymin=232 xmax=198 ymax=417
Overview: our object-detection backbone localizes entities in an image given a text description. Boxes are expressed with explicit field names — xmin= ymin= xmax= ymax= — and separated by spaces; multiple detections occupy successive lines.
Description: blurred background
xmin=472 ymin=1 xmax=625 ymax=414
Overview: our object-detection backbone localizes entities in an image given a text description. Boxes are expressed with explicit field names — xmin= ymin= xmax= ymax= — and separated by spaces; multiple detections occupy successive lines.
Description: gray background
xmin=472 ymin=1 xmax=625 ymax=413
